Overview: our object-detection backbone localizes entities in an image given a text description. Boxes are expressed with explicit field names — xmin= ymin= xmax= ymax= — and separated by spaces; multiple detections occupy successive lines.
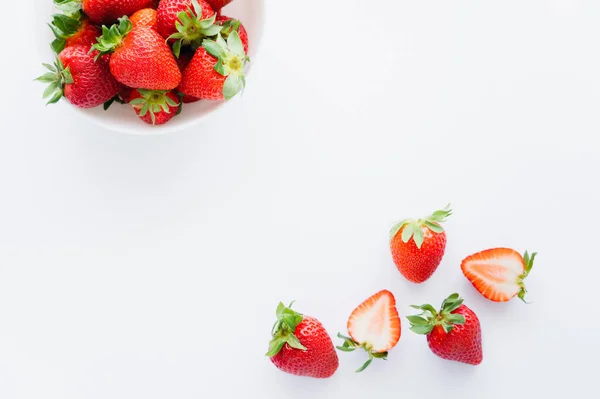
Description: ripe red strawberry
xmin=178 ymin=32 xmax=248 ymax=100
xmin=389 ymin=204 xmax=452 ymax=283
xmin=130 ymin=8 xmax=158 ymax=30
xmin=216 ymin=15 xmax=249 ymax=53
xmin=54 ymin=0 xmax=159 ymax=25
xmin=206 ymin=0 xmax=232 ymax=12
xmin=156 ymin=0 xmax=216 ymax=47
xmin=37 ymin=45 xmax=121 ymax=108
xmin=92 ymin=17 xmax=181 ymax=90
xmin=176 ymin=50 xmax=202 ymax=103
xmin=461 ymin=248 xmax=537 ymax=303
xmin=408 ymin=293 xmax=483 ymax=365
xmin=267 ymin=302 xmax=339 ymax=379
xmin=49 ymin=11 xmax=101 ymax=54
xmin=129 ymin=89 xmax=181 ymax=125
xmin=337 ymin=290 xmax=401 ymax=372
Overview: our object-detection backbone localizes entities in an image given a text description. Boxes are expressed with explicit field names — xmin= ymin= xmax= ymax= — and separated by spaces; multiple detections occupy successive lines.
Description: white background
xmin=1 ymin=0 xmax=599 ymax=398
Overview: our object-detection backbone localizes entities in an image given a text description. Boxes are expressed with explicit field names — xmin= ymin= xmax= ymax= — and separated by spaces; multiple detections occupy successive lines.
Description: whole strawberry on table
xmin=38 ymin=0 xmax=251 ymax=126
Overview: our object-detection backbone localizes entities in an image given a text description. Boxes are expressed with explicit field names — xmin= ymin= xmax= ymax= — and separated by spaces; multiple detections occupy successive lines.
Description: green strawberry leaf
xmin=355 ymin=357 xmax=373 ymax=373
xmin=409 ymin=324 xmax=434 ymax=335
xmin=413 ymin=225 xmax=424 ymax=248
xmin=227 ymin=30 xmax=245 ymax=57
xmin=401 ymin=222 xmax=414 ymax=243
xmin=223 ymin=74 xmax=243 ymax=100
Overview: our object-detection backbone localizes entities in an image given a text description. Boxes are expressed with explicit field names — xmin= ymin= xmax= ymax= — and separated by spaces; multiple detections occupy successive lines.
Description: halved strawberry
xmin=337 ymin=290 xmax=401 ymax=372
xmin=461 ymin=248 xmax=537 ymax=303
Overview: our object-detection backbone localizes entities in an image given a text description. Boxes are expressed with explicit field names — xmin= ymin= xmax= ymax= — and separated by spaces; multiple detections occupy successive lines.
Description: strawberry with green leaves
xmin=49 ymin=11 xmax=101 ymax=54
xmin=389 ymin=204 xmax=452 ymax=283
xmin=156 ymin=0 xmax=217 ymax=47
xmin=267 ymin=302 xmax=339 ymax=379
xmin=216 ymin=15 xmax=248 ymax=53
xmin=337 ymin=290 xmax=401 ymax=372
xmin=129 ymin=89 xmax=181 ymax=125
xmin=37 ymin=45 xmax=121 ymax=108
xmin=408 ymin=293 xmax=483 ymax=365
xmin=92 ymin=17 xmax=182 ymax=90
xmin=178 ymin=32 xmax=248 ymax=100
xmin=461 ymin=248 xmax=537 ymax=303
xmin=54 ymin=0 xmax=158 ymax=25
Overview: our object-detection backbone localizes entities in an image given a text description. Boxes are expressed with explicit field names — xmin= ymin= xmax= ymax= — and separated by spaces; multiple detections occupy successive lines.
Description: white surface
xmin=1 ymin=0 xmax=599 ymax=398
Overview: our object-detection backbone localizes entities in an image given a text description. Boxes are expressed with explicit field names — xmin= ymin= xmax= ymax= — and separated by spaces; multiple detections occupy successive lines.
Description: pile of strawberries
xmin=267 ymin=205 xmax=538 ymax=377
xmin=37 ymin=0 xmax=249 ymax=125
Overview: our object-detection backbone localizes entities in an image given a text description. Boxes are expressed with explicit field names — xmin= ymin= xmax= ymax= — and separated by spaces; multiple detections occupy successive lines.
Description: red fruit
xmin=176 ymin=51 xmax=202 ymax=103
xmin=119 ymin=86 xmax=135 ymax=103
xmin=156 ymin=0 xmax=215 ymax=41
xmin=206 ymin=0 xmax=233 ymax=12
xmin=461 ymin=248 xmax=537 ymax=303
xmin=178 ymin=33 xmax=248 ymax=100
xmin=408 ymin=293 xmax=483 ymax=366
xmin=37 ymin=45 xmax=121 ymax=108
xmin=57 ymin=0 xmax=158 ymax=25
xmin=49 ymin=11 xmax=101 ymax=53
xmin=129 ymin=89 xmax=181 ymax=125
xmin=389 ymin=204 xmax=452 ymax=283
xmin=92 ymin=17 xmax=182 ymax=90
xmin=267 ymin=302 xmax=339 ymax=379
xmin=216 ymin=15 xmax=249 ymax=53
xmin=337 ymin=290 xmax=401 ymax=372
xmin=130 ymin=8 xmax=158 ymax=29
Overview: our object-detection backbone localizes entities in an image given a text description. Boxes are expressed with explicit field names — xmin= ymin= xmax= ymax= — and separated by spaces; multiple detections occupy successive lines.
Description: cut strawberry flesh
xmin=348 ymin=290 xmax=401 ymax=352
xmin=461 ymin=248 xmax=525 ymax=302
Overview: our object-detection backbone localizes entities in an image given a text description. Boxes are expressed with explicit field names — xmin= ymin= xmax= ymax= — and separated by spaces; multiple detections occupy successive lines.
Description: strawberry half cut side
xmin=167 ymin=0 xmax=223 ymax=58
xmin=337 ymin=290 xmax=401 ymax=372
xmin=266 ymin=302 xmax=308 ymax=357
xmin=389 ymin=204 xmax=452 ymax=249
xmin=461 ymin=248 xmax=537 ymax=303
xmin=202 ymin=31 xmax=249 ymax=100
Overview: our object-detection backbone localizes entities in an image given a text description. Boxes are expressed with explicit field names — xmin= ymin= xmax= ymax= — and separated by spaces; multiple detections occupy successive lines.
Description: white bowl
xmin=37 ymin=0 xmax=264 ymax=135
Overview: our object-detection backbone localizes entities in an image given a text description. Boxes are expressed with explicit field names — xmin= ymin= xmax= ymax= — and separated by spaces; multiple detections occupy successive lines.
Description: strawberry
xmin=129 ymin=89 xmax=181 ymax=125
xmin=216 ymin=15 xmax=249 ymax=53
xmin=48 ymin=11 xmax=101 ymax=54
xmin=389 ymin=204 xmax=452 ymax=283
xmin=54 ymin=0 xmax=159 ymax=25
xmin=408 ymin=293 xmax=483 ymax=365
xmin=156 ymin=0 xmax=217 ymax=50
xmin=206 ymin=0 xmax=233 ymax=12
xmin=37 ymin=45 xmax=121 ymax=108
xmin=176 ymin=50 xmax=202 ymax=103
xmin=92 ymin=17 xmax=182 ymax=90
xmin=461 ymin=248 xmax=537 ymax=303
xmin=337 ymin=290 xmax=401 ymax=372
xmin=267 ymin=302 xmax=339 ymax=379
xmin=130 ymin=8 xmax=158 ymax=30
xmin=178 ymin=32 xmax=248 ymax=100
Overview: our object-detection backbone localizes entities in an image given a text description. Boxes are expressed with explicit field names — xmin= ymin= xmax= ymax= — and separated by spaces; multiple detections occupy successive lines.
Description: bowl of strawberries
xmin=37 ymin=0 xmax=264 ymax=134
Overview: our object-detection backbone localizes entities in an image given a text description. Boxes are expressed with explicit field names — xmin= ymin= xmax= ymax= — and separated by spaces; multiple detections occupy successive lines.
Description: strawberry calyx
xmin=36 ymin=56 xmax=74 ymax=105
xmin=266 ymin=302 xmax=308 ymax=357
xmin=218 ymin=18 xmax=242 ymax=41
xmin=407 ymin=293 xmax=466 ymax=335
xmin=129 ymin=89 xmax=180 ymax=125
xmin=202 ymin=32 xmax=249 ymax=100
xmin=336 ymin=333 xmax=388 ymax=373
xmin=389 ymin=204 xmax=452 ymax=249
xmin=91 ymin=16 xmax=133 ymax=59
xmin=168 ymin=0 xmax=223 ymax=58
xmin=53 ymin=0 xmax=83 ymax=15
xmin=517 ymin=250 xmax=537 ymax=303
xmin=48 ymin=10 xmax=83 ymax=54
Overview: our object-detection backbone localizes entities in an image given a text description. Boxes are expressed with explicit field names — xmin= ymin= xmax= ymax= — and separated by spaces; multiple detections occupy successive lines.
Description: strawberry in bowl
xmin=37 ymin=0 xmax=264 ymax=134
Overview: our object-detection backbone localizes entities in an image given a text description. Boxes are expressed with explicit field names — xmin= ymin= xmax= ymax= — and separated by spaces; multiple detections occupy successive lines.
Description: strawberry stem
xmin=408 ymin=293 xmax=466 ymax=335
xmin=335 ymin=333 xmax=388 ymax=372
xmin=517 ymin=250 xmax=537 ymax=303
xmin=266 ymin=302 xmax=307 ymax=357
xmin=389 ymin=204 xmax=452 ymax=249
